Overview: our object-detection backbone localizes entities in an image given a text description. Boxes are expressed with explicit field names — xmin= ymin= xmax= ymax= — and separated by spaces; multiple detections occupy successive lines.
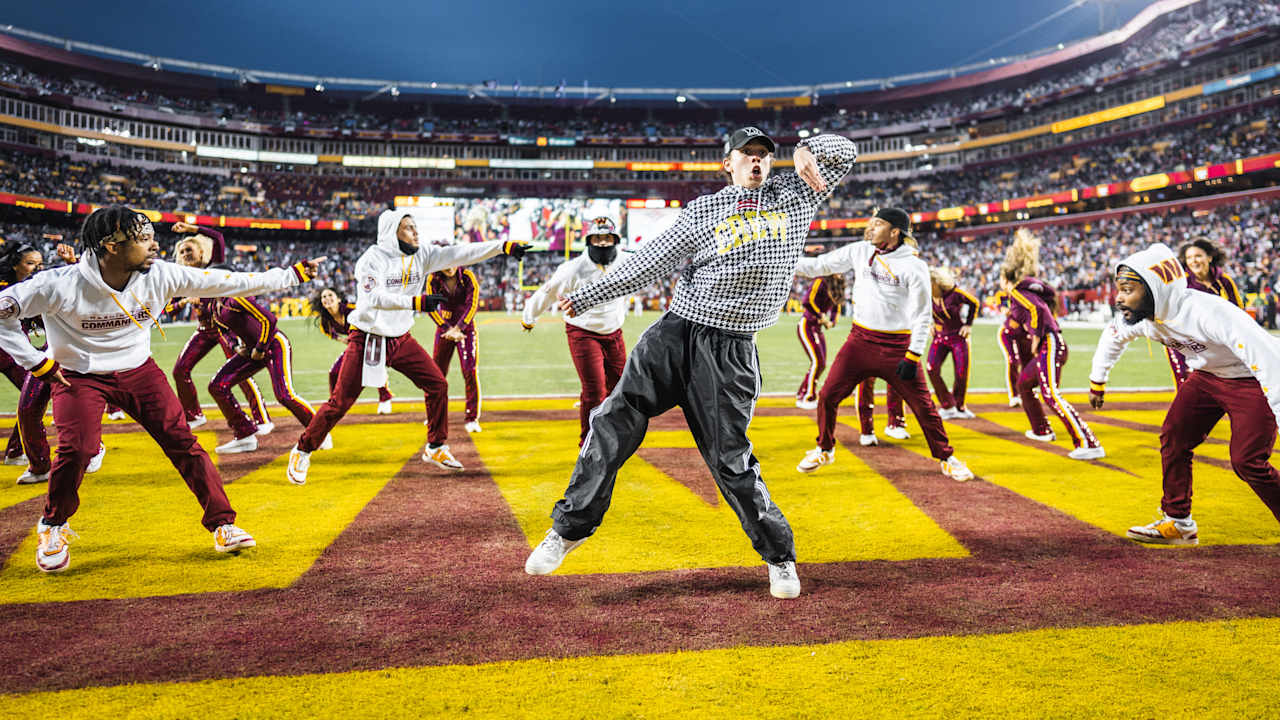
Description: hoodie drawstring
xmin=109 ymin=292 xmax=166 ymax=339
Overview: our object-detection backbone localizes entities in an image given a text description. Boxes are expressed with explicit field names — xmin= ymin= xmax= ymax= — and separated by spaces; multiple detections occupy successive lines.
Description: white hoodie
xmin=794 ymin=241 xmax=932 ymax=357
xmin=0 ymin=251 xmax=303 ymax=374
xmin=347 ymin=210 xmax=506 ymax=338
xmin=1090 ymin=242 xmax=1280 ymax=424
xmin=522 ymin=251 xmax=632 ymax=335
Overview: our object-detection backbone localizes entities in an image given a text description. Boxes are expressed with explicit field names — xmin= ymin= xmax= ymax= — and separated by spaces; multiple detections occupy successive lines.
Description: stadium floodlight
xmin=609 ymin=93 xmax=616 ymax=104
xmin=390 ymin=85 xmax=400 ymax=97
xmin=675 ymin=95 xmax=686 ymax=103
xmin=315 ymin=81 xmax=325 ymax=92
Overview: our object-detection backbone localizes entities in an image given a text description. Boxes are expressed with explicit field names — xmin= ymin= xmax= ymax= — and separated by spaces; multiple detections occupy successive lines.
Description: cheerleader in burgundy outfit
xmin=1001 ymin=231 xmax=1103 ymax=459
xmin=311 ymin=287 xmax=393 ymax=414
xmin=795 ymin=274 xmax=844 ymax=410
xmin=0 ymin=240 xmax=43 ymax=467
xmin=169 ymin=223 xmax=272 ymax=432
xmin=207 ymin=294 xmax=320 ymax=454
xmin=1166 ymin=238 xmax=1246 ymax=387
xmin=927 ymin=267 xmax=980 ymax=420
xmin=996 ymin=290 xmax=1029 ymax=408
xmin=426 ymin=266 xmax=483 ymax=433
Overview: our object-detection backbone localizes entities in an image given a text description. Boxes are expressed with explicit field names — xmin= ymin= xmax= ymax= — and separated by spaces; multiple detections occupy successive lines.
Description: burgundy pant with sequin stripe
xmin=1160 ymin=370 xmax=1280 ymax=523
xmin=1166 ymin=346 xmax=1191 ymax=388
xmin=855 ymin=379 xmax=904 ymax=434
xmin=795 ymin=316 xmax=827 ymax=403
xmin=927 ymin=333 xmax=971 ymax=411
xmin=45 ymin=359 xmax=235 ymax=530
xmin=818 ymin=325 xmax=953 ymax=460
xmin=1016 ymin=333 xmax=1099 ymax=449
xmin=209 ymin=333 xmax=314 ymax=440
xmin=434 ymin=327 xmax=480 ymax=424
xmin=566 ymin=325 xmax=626 ymax=445
xmin=299 ymin=328 xmax=448 ymax=452
xmin=174 ymin=328 xmax=270 ymax=424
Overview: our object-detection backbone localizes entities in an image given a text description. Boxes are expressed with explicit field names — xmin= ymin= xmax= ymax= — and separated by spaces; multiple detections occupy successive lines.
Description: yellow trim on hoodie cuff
xmin=1089 ymin=380 xmax=1106 ymax=392
xmin=30 ymin=358 xmax=56 ymax=378
xmin=904 ymin=351 xmax=921 ymax=363
xmin=291 ymin=262 xmax=311 ymax=283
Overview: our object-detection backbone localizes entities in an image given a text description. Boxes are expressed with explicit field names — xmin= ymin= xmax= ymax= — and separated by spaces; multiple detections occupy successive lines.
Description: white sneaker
xmin=3 ymin=453 xmax=28 ymax=466
xmin=188 ymin=414 xmax=208 ymax=429
xmin=464 ymin=420 xmax=482 ymax=433
xmin=287 ymin=446 xmax=311 ymax=485
xmin=884 ymin=425 xmax=911 ymax=440
xmin=86 ymin=443 xmax=106 ymax=474
xmin=1025 ymin=430 xmax=1056 ymax=443
xmin=376 ymin=399 xmax=393 ymax=415
xmin=1068 ymin=446 xmax=1106 ymax=460
xmin=939 ymin=407 xmax=959 ymax=420
xmin=796 ymin=446 xmax=834 ymax=473
xmin=254 ymin=421 xmax=275 ymax=437
xmin=423 ymin=444 xmax=463 ymax=470
xmin=214 ymin=435 xmax=258 ymax=454
xmin=213 ymin=523 xmax=256 ymax=552
xmin=106 ymin=410 xmax=126 ymax=421
xmin=767 ymin=561 xmax=801 ymax=599
xmin=941 ymin=455 xmax=974 ymax=482
xmin=795 ymin=398 xmax=818 ymax=410
xmin=1127 ymin=512 xmax=1198 ymax=546
xmin=16 ymin=469 xmax=49 ymax=485
xmin=859 ymin=433 xmax=879 ymax=447
xmin=36 ymin=521 xmax=76 ymax=573
xmin=319 ymin=433 xmax=334 ymax=450
xmin=952 ymin=408 xmax=976 ymax=419
xmin=524 ymin=528 xmax=586 ymax=575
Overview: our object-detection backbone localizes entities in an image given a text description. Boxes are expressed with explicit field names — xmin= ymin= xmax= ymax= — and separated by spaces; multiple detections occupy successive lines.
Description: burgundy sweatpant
xmin=1160 ymin=371 xmax=1280 ymax=523
xmin=299 ymin=328 xmax=448 ymax=452
xmin=434 ymin=327 xmax=480 ymax=424
xmin=1017 ymin=333 xmax=1099 ymax=449
xmin=46 ymin=359 xmax=235 ymax=531
xmin=856 ymin=379 xmax=904 ymax=434
xmin=795 ymin=316 xmax=827 ymax=403
xmin=174 ymin=327 xmax=270 ymax=424
xmin=210 ymin=333 xmax=314 ymax=440
xmin=818 ymin=325 xmax=953 ymax=459
xmin=566 ymin=325 xmax=626 ymax=444
xmin=328 ymin=355 xmax=392 ymax=403
xmin=927 ymin=333 xmax=971 ymax=411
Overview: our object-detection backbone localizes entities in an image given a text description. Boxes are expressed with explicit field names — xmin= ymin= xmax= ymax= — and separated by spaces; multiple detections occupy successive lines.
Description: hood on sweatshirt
xmin=1115 ymin=242 xmax=1188 ymax=323
xmin=376 ymin=209 xmax=417 ymax=256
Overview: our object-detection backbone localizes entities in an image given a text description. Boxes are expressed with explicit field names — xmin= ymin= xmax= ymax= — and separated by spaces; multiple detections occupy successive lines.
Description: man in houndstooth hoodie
xmin=524 ymin=126 xmax=857 ymax=599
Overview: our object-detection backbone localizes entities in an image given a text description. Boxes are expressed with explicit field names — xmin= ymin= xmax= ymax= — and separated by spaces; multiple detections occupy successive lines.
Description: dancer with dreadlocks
xmin=0 ymin=205 xmax=324 ymax=572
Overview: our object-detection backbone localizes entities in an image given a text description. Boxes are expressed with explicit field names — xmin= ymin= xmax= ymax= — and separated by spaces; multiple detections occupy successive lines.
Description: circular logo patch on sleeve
xmin=0 ymin=296 xmax=19 ymax=320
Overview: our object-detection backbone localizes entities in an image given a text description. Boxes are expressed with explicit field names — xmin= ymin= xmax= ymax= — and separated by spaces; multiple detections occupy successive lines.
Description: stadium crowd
xmin=0 ymin=0 xmax=1275 ymax=138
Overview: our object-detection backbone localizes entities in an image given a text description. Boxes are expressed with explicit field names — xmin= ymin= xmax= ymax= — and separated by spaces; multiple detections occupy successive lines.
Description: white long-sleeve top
xmin=348 ymin=210 xmax=506 ymax=338
xmin=1090 ymin=243 xmax=1280 ymax=425
xmin=522 ymin=252 xmax=632 ymax=335
xmin=794 ymin=240 xmax=932 ymax=357
xmin=0 ymin=251 xmax=302 ymax=374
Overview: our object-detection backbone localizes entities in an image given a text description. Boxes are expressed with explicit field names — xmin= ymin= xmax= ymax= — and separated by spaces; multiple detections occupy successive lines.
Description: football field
xmin=0 ymin=312 xmax=1277 ymax=718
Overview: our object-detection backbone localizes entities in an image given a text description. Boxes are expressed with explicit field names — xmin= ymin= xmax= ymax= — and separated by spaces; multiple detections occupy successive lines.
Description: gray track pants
xmin=550 ymin=312 xmax=796 ymax=565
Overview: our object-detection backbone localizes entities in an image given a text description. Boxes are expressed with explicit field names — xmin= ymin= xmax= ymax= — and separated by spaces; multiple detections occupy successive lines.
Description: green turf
xmin=0 ymin=312 xmax=1230 ymax=410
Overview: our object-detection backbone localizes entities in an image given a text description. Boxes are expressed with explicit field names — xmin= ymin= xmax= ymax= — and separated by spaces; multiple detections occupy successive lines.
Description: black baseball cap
xmin=874 ymin=207 xmax=914 ymax=239
xmin=724 ymin=126 xmax=776 ymax=155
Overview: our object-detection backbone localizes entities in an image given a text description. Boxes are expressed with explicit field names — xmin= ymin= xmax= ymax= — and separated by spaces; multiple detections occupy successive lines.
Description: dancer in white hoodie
xmin=286 ymin=209 xmax=527 ymax=485
xmin=1090 ymin=242 xmax=1280 ymax=545
xmin=0 ymin=206 xmax=324 ymax=572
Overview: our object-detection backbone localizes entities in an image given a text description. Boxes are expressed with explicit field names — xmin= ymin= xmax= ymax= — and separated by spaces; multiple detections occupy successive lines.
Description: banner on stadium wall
xmin=745 ymin=96 xmax=812 ymax=109
xmin=1050 ymin=95 xmax=1165 ymax=134
xmin=1202 ymin=63 xmax=1280 ymax=95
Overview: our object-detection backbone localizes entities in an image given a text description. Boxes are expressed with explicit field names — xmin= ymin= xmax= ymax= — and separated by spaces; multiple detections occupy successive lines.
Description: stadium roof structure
xmin=0 ymin=0 xmax=1203 ymax=107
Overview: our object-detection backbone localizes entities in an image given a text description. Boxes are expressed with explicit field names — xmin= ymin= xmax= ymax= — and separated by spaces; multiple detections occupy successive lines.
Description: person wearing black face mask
xmin=522 ymin=216 xmax=631 ymax=445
